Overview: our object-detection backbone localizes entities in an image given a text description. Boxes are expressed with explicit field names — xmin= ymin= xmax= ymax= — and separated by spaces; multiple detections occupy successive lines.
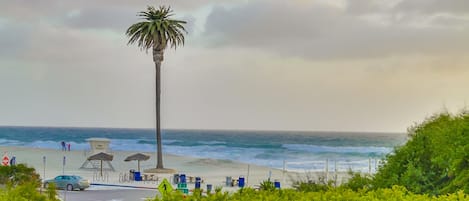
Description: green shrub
xmin=0 ymin=164 xmax=41 ymax=186
xmin=292 ymin=174 xmax=332 ymax=192
xmin=0 ymin=182 xmax=58 ymax=201
xmin=148 ymin=186 xmax=469 ymax=201
xmin=341 ymin=171 xmax=373 ymax=191
xmin=259 ymin=180 xmax=276 ymax=191
xmin=372 ymin=111 xmax=469 ymax=194
xmin=45 ymin=182 xmax=59 ymax=201
xmin=0 ymin=164 xmax=58 ymax=201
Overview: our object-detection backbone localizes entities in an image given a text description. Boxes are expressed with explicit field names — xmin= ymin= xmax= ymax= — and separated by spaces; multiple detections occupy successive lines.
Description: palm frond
xmin=126 ymin=5 xmax=187 ymax=51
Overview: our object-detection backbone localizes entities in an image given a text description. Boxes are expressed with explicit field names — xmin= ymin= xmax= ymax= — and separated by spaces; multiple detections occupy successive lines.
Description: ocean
xmin=0 ymin=126 xmax=407 ymax=172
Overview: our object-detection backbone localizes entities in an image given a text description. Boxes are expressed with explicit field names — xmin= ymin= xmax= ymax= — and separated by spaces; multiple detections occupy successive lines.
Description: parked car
xmin=44 ymin=175 xmax=90 ymax=191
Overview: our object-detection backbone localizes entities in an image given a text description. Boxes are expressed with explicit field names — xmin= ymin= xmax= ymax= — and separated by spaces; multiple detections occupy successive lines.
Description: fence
xmin=282 ymin=158 xmax=384 ymax=184
xmin=285 ymin=158 xmax=383 ymax=173
xmin=92 ymin=170 xmax=109 ymax=182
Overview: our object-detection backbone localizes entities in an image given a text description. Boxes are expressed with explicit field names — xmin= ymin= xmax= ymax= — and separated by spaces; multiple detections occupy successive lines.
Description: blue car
xmin=44 ymin=175 xmax=90 ymax=191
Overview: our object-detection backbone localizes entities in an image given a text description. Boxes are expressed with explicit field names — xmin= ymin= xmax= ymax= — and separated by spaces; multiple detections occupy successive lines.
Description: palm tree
xmin=126 ymin=6 xmax=186 ymax=173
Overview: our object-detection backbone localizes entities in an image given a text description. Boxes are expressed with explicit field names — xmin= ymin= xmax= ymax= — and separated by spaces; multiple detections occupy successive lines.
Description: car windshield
xmin=73 ymin=176 xmax=83 ymax=180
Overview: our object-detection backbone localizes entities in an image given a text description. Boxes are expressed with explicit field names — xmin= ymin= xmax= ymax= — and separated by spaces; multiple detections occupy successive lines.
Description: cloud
xmin=0 ymin=0 xmax=198 ymax=37
xmin=61 ymin=7 xmax=196 ymax=35
xmin=203 ymin=0 xmax=469 ymax=60
xmin=61 ymin=7 xmax=136 ymax=32
xmin=0 ymin=0 xmax=228 ymax=22
xmin=394 ymin=0 xmax=469 ymax=14
xmin=0 ymin=0 xmax=199 ymax=61
xmin=0 ymin=21 xmax=30 ymax=59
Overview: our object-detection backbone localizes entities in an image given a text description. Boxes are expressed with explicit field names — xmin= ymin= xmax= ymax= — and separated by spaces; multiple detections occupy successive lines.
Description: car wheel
xmin=66 ymin=184 xmax=73 ymax=191
xmin=79 ymin=188 xmax=84 ymax=191
xmin=44 ymin=183 xmax=49 ymax=189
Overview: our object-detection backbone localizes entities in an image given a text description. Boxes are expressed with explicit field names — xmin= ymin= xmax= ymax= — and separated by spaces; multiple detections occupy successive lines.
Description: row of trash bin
xmin=225 ymin=176 xmax=245 ymax=187
xmin=225 ymin=176 xmax=281 ymax=188
xmin=129 ymin=171 xmax=280 ymax=189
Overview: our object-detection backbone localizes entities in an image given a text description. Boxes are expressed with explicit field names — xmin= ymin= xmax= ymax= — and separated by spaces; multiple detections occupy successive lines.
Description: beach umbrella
xmin=124 ymin=153 xmax=150 ymax=172
xmin=87 ymin=152 xmax=113 ymax=176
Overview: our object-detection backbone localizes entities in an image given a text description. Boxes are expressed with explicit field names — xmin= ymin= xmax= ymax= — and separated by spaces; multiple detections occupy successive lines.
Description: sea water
xmin=0 ymin=126 xmax=407 ymax=172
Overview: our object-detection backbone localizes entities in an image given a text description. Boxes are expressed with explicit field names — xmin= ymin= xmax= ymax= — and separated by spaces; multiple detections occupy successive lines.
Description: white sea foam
xmin=283 ymin=144 xmax=392 ymax=154
xmin=0 ymin=138 xmax=390 ymax=171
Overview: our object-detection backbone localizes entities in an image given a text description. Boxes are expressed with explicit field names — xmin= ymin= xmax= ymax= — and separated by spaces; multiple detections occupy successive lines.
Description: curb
xmin=90 ymin=183 xmax=157 ymax=190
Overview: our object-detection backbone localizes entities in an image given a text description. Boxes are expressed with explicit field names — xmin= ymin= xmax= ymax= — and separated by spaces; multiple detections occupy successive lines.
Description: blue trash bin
xmin=195 ymin=177 xmax=201 ymax=189
xmin=274 ymin=180 xmax=281 ymax=189
xmin=206 ymin=184 xmax=213 ymax=193
xmin=238 ymin=176 xmax=245 ymax=187
xmin=179 ymin=174 xmax=186 ymax=184
xmin=134 ymin=171 xmax=142 ymax=181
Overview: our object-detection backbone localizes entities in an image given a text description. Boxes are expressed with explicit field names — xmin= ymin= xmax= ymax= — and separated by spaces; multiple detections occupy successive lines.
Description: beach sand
xmin=0 ymin=146 xmax=353 ymax=195
xmin=0 ymin=146 xmax=288 ymax=189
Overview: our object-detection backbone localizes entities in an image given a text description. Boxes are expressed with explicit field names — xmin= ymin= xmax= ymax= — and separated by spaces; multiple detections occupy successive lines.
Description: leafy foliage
xmin=372 ymin=111 xmax=469 ymax=194
xmin=0 ymin=182 xmax=58 ymax=201
xmin=342 ymin=172 xmax=373 ymax=191
xmin=0 ymin=164 xmax=58 ymax=200
xmin=292 ymin=173 xmax=334 ymax=192
xmin=259 ymin=180 xmax=276 ymax=191
xmin=45 ymin=182 xmax=60 ymax=201
xmin=126 ymin=5 xmax=187 ymax=51
xmin=0 ymin=164 xmax=40 ymax=186
xmin=148 ymin=185 xmax=469 ymax=201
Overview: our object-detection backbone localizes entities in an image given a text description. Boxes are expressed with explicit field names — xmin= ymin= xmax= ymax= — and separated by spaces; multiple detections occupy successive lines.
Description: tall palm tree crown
xmin=126 ymin=6 xmax=186 ymax=172
xmin=126 ymin=6 xmax=186 ymax=52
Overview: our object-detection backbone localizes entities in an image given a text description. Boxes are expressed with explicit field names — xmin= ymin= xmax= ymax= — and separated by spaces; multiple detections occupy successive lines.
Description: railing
xmin=92 ymin=170 xmax=109 ymax=182
xmin=280 ymin=158 xmax=385 ymax=185
xmin=284 ymin=158 xmax=383 ymax=174
xmin=118 ymin=172 xmax=160 ymax=184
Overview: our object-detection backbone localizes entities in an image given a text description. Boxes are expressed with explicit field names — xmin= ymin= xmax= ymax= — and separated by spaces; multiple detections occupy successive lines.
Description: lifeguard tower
xmin=80 ymin=138 xmax=115 ymax=171
xmin=86 ymin=138 xmax=111 ymax=154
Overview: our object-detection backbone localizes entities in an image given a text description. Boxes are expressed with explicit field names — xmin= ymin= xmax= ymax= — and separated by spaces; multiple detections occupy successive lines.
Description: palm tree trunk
xmin=153 ymin=47 xmax=164 ymax=169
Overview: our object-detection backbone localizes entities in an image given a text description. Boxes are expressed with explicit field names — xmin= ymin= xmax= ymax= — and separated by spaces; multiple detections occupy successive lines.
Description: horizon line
xmin=0 ymin=124 xmax=405 ymax=134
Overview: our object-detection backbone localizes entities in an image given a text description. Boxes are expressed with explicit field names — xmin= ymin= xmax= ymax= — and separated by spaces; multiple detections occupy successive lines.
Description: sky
xmin=0 ymin=0 xmax=468 ymax=132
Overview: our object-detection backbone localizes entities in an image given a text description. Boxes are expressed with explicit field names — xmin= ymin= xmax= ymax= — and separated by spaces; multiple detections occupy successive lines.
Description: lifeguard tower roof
xmin=86 ymin=138 xmax=111 ymax=142
xmin=86 ymin=138 xmax=111 ymax=155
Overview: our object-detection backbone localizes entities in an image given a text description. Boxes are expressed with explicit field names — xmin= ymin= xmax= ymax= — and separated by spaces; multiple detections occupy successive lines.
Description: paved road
xmin=57 ymin=187 xmax=159 ymax=201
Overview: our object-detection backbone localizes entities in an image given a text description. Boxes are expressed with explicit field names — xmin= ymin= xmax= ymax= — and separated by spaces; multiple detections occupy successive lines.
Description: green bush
xmin=45 ymin=182 xmax=59 ymax=201
xmin=341 ymin=171 xmax=373 ymax=191
xmin=0 ymin=164 xmax=58 ymax=201
xmin=148 ymin=185 xmax=469 ymax=201
xmin=0 ymin=164 xmax=41 ymax=186
xmin=292 ymin=174 xmax=334 ymax=192
xmin=259 ymin=180 xmax=276 ymax=191
xmin=0 ymin=182 xmax=58 ymax=201
xmin=372 ymin=111 xmax=469 ymax=194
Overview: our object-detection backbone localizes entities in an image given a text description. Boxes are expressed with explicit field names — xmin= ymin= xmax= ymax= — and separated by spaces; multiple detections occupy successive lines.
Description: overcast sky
xmin=1 ymin=0 xmax=468 ymax=132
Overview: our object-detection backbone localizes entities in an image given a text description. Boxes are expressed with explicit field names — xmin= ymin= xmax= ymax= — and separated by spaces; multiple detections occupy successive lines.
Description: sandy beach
xmin=0 ymin=146 xmax=307 ymax=192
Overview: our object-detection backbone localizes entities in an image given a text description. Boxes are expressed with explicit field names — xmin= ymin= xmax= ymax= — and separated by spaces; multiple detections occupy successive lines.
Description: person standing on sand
xmin=67 ymin=143 xmax=71 ymax=151
xmin=61 ymin=141 xmax=66 ymax=151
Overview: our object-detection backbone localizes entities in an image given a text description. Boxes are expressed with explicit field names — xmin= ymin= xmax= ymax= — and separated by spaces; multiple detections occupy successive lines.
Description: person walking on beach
xmin=67 ymin=143 xmax=71 ymax=151
xmin=61 ymin=141 xmax=66 ymax=151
